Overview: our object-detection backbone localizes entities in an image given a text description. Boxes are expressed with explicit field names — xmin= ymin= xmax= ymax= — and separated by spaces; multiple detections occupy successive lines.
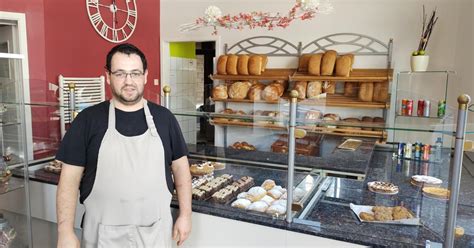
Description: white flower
xmin=300 ymin=0 xmax=320 ymax=11
xmin=204 ymin=5 xmax=222 ymax=24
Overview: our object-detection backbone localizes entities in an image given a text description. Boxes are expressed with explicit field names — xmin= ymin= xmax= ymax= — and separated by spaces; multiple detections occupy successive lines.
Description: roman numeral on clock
xmin=112 ymin=29 xmax=119 ymax=42
xmin=126 ymin=20 xmax=135 ymax=30
xmin=121 ymin=29 xmax=128 ymax=39
xmin=128 ymin=10 xmax=137 ymax=18
xmin=100 ymin=24 xmax=109 ymax=38
xmin=90 ymin=12 xmax=102 ymax=26
xmin=87 ymin=0 xmax=98 ymax=8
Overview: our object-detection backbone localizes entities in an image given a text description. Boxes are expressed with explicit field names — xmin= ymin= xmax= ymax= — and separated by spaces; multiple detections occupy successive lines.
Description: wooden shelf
xmin=211 ymin=120 xmax=386 ymax=139
xmin=291 ymin=69 xmax=393 ymax=82
xmin=212 ymin=93 xmax=389 ymax=109
xmin=211 ymin=68 xmax=295 ymax=81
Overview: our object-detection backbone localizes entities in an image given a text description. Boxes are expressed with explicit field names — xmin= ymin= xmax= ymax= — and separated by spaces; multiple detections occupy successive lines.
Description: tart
xmin=422 ymin=187 xmax=450 ymax=200
xmin=411 ymin=175 xmax=442 ymax=188
xmin=367 ymin=181 xmax=399 ymax=194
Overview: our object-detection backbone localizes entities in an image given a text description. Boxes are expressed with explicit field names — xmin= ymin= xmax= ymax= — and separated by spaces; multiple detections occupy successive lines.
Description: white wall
xmin=161 ymin=0 xmax=474 ymax=142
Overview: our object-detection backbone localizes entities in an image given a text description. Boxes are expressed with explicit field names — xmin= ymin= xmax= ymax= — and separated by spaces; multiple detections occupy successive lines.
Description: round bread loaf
xmin=228 ymin=81 xmax=251 ymax=99
xmin=212 ymin=85 xmax=228 ymax=99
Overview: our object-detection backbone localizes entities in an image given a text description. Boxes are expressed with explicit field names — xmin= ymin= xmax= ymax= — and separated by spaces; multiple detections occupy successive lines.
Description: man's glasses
xmin=110 ymin=70 xmax=144 ymax=80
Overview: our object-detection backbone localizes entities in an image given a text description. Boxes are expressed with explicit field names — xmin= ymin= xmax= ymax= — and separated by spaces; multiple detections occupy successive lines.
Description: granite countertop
xmin=18 ymin=144 xmax=474 ymax=247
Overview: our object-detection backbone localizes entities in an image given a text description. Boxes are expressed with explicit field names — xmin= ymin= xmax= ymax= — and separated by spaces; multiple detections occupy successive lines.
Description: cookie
xmin=392 ymin=206 xmax=413 ymax=220
xmin=359 ymin=212 xmax=375 ymax=221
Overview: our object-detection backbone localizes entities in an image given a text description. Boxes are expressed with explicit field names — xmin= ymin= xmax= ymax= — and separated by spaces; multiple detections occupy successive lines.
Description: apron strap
xmin=143 ymin=100 xmax=159 ymax=137
xmin=108 ymin=100 xmax=116 ymax=129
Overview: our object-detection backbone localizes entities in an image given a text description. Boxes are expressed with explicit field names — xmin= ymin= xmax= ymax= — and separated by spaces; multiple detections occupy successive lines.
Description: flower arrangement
xmin=412 ymin=6 xmax=438 ymax=56
xmin=180 ymin=0 xmax=333 ymax=35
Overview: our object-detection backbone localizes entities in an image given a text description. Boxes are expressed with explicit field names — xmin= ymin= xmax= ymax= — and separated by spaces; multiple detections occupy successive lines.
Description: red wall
xmin=1 ymin=0 xmax=161 ymax=159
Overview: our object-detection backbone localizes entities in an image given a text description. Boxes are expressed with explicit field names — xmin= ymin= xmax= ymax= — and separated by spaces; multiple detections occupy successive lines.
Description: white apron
xmin=81 ymin=100 xmax=173 ymax=248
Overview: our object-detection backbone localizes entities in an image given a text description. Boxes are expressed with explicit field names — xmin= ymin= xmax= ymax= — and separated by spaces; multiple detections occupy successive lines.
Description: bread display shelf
xmin=211 ymin=120 xmax=386 ymax=139
xmin=291 ymin=69 xmax=393 ymax=82
xmin=212 ymin=93 xmax=389 ymax=109
xmin=211 ymin=68 xmax=295 ymax=81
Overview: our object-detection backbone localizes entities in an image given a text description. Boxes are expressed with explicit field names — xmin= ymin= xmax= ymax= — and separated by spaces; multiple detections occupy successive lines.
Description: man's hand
xmin=57 ymin=231 xmax=80 ymax=248
xmin=172 ymin=214 xmax=192 ymax=246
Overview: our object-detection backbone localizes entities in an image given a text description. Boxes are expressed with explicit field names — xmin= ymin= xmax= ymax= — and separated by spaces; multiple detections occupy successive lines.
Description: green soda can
xmin=437 ymin=100 xmax=446 ymax=117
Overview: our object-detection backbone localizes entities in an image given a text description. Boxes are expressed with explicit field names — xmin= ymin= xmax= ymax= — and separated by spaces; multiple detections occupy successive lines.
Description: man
xmin=56 ymin=43 xmax=192 ymax=248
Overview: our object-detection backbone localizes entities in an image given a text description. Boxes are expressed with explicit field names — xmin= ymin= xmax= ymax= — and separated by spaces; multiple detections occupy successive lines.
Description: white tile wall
xmin=169 ymin=56 xmax=199 ymax=145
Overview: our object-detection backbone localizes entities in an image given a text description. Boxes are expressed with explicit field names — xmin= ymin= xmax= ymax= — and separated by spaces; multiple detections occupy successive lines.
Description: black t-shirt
xmin=55 ymin=101 xmax=188 ymax=204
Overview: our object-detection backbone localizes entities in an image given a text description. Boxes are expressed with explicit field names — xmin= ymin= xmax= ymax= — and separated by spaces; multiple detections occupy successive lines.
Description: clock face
xmin=86 ymin=0 xmax=137 ymax=43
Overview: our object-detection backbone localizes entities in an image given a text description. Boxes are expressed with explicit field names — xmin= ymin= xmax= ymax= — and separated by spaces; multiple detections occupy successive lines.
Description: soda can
xmin=417 ymin=100 xmax=424 ymax=116
xmin=401 ymin=99 xmax=408 ymax=115
xmin=398 ymin=143 xmax=405 ymax=157
xmin=422 ymin=144 xmax=431 ymax=161
xmin=404 ymin=143 xmax=412 ymax=159
xmin=438 ymin=100 xmax=446 ymax=117
xmin=423 ymin=100 xmax=431 ymax=117
xmin=407 ymin=100 xmax=414 ymax=116
xmin=414 ymin=142 xmax=421 ymax=160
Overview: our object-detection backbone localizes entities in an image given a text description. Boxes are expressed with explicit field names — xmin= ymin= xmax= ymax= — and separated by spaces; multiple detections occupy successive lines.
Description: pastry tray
xmin=350 ymin=203 xmax=421 ymax=226
xmin=337 ymin=138 xmax=362 ymax=150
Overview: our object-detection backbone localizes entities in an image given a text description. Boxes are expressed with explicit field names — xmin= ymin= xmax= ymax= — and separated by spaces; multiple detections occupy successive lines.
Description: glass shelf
xmin=0 ymin=177 xmax=25 ymax=196
xmin=0 ymin=122 xmax=21 ymax=127
xmin=395 ymin=114 xmax=447 ymax=120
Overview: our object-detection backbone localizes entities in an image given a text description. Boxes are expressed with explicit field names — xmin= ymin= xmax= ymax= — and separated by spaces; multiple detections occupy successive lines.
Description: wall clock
xmin=86 ymin=0 xmax=137 ymax=43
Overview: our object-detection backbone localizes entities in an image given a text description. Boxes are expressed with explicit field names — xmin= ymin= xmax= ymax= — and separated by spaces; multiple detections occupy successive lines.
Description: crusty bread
xmin=212 ymin=85 xmax=228 ymax=99
xmin=344 ymin=82 xmax=358 ymax=97
xmin=321 ymin=50 xmax=337 ymax=76
xmin=237 ymin=55 xmax=250 ymax=75
xmin=226 ymin=54 xmax=238 ymax=75
xmin=308 ymin=53 xmax=323 ymax=76
xmin=259 ymin=55 xmax=268 ymax=73
xmin=298 ymin=54 xmax=312 ymax=72
xmin=335 ymin=55 xmax=353 ymax=77
xmin=307 ymin=81 xmax=323 ymax=98
xmin=217 ymin=55 xmax=228 ymax=75
xmin=248 ymin=55 xmax=263 ymax=75
xmin=323 ymin=81 xmax=336 ymax=94
xmin=373 ymin=82 xmax=389 ymax=102
xmin=293 ymin=81 xmax=308 ymax=100
xmin=358 ymin=82 xmax=374 ymax=102
xmin=248 ymin=83 xmax=265 ymax=101
xmin=228 ymin=81 xmax=252 ymax=99
xmin=262 ymin=84 xmax=280 ymax=101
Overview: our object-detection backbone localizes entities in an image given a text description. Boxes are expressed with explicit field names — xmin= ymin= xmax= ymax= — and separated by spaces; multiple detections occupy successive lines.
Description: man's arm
xmin=57 ymin=163 xmax=84 ymax=248
xmin=171 ymin=156 xmax=192 ymax=246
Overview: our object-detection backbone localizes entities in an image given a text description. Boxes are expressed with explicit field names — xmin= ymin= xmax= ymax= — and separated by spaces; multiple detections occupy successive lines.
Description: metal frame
xmin=225 ymin=36 xmax=300 ymax=56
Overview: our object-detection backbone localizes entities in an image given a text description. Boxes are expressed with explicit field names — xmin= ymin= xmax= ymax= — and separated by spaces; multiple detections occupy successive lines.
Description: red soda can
xmin=407 ymin=100 xmax=414 ymax=116
xmin=401 ymin=99 xmax=408 ymax=115
xmin=422 ymin=144 xmax=430 ymax=161
xmin=417 ymin=100 xmax=425 ymax=116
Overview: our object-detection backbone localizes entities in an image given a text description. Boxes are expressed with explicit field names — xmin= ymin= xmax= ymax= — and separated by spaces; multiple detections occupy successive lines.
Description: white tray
xmin=350 ymin=203 xmax=421 ymax=226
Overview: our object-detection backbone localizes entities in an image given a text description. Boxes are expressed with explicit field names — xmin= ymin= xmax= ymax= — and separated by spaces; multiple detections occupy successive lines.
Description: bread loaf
xmin=373 ymin=82 xmax=389 ymax=102
xmin=323 ymin=81 xmax=336 ymax=94
xmin=361 ymin=116 xmax=373 ymax=131
xmin=344 ymin=82 xmax=358 ymax=97
xmin=298 ymin=54 xmax=312 ymax=72
xmin=248 ymin=55 xmax=263 ymax=75
xmin=226 ymin=54 xmax=238 ymax=75
xmin=335 ymin=55 xmax=353 ymax=77
xmin=270 ymin=83 xmax=285 ymax=96
xmin=321 ymin=50 xmax=337 ymax=76
xmin=358 ymin=82 xmax=374 ymax=102
xmin=217 ymin=55 xmax=228 ymax=75
xmin=342 ymin=117 xmax=362 ymax=130
xmin=308 ymin=53 xmax=323 ymax=76
xmin=259 ymin=55 xmax=268 ymax=73
xmin=323 ymin=113 xmax=340 ymax=121
xmin=237 ymin=55 xmax=250 ymax=75
xmin=248 ymin=83 xmax=265 ymax=101
xmin=262 ymin=84 xmax=280 ymax=101
xmin=274 ymin=80 xmax=288 ymax=92
xmin=212 ymin=85 xmax=228 ymax=99
xmin=293 ymin=81 xmax=308 ymax=100
xmin=228 ymin=81 xmax=251 ymax=99
xmin=307 ymin=81 xmax=323 ymax=98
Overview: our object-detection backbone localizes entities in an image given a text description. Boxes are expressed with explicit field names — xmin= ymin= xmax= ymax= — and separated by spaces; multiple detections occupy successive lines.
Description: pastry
xmin=261 ymin=84 xmax=280 ymax=102
xmin=297 ymin=54 xmax=312 ymax=72
xmin=423 ymin=187 xmax=450 ymax=200
xmin=228 ymin=81 xmax=251 ymax=99
xmin=411 ymin=175 xmax=442 ymax=187
xmin=260 ymin=195 xmax=275 ymax=205
xmin=248 ymin=55 xmax=263 ymax=75
xmin=321 ymin=50 xmax=337 ymax=76
xmin=190 ymin=163 xmax=215 ymax=176
xmin=358 ymin=82 xmax=374 ymax=102
xmin=234 ymin=176 xmax=255 ymax=192
xmin=212 ymin=85 xmax=228 ymax=99
xmin=226 ymin=54 xmax=239 ymax=75
xmin=272 ymin=199 xmax=287 ymax=207
xmin=192 ymin=188 xmax=207 ymax=200
xmin=359 ymin=212 xmax=375 ymax=221
xmin=293 ymin=188 xmax=306 ymax=202
xmin=247 ymin=201 xmax=269 ymax=213
xmin=267 ymin=188 xmax=283 ymax=199
xmin=270 ymin=82 xmax=285 ymax=96
xmin=323 ymin=81 xmax=336 ymax=94
xmin=247 ymin=83 xmax=265 ymax=101
xmin=307 ymin=81 xmax=323 ymax=98
xmin=237 ymin=55 xmax=250 ymax=75
xmin=261 ymin=179 xmax=276 ymax=191
xmin=211 ymin=162 xmax=225 ymax=170
xmin=373 ymin=82 xmax=389 ymax=102
xmin=271 ymin=185 xmax=287 ymax=194
xmin=455 ymin=227 xmax=465 ymax=238
xmin=344 ymin=82 xmax=358 ymax=97
xmin=392 ymin=206 xmax=414 ymax=220
xmin=216 ymin=55 xmax=228 ymax=75
xmin=323 ymin=113 xmax=340 ymax=121
xmin=308 ymin=53 xmax=323 ymax=76
xmin=374 ymin=209 xmax=393 ymax=221
xmin=231 ymin=198 xmax=252 ymax=209
xmin=45 ymin=160 xmax=63 ymax=174
xmin=293 ymin=81 xmax=308 ymax=100
xmin=304 ymin=110 xmax=322 ymax=121
xmin=335 ymin=54 xmax=353 ymax=77
xmin=367 ymin=181 xmax=399 ymax=194
xmin=237 ymin=192 xmax=248 ymax=199
xmin=246 ymin=186 xmax=267 ymax=202
xmin=266 ymin=204 xmax=286 ymax=216
xmin=230 ymin=141 xmax=257 ymax=151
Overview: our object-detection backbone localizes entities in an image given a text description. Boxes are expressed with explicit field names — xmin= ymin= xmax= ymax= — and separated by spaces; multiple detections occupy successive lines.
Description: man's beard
xmin=112 ymin=85 xmax=143 ymax=105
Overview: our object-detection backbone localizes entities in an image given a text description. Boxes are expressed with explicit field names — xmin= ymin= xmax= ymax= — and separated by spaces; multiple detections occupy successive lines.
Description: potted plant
xmin=411 ymin=6 xmax=438 ymax=72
